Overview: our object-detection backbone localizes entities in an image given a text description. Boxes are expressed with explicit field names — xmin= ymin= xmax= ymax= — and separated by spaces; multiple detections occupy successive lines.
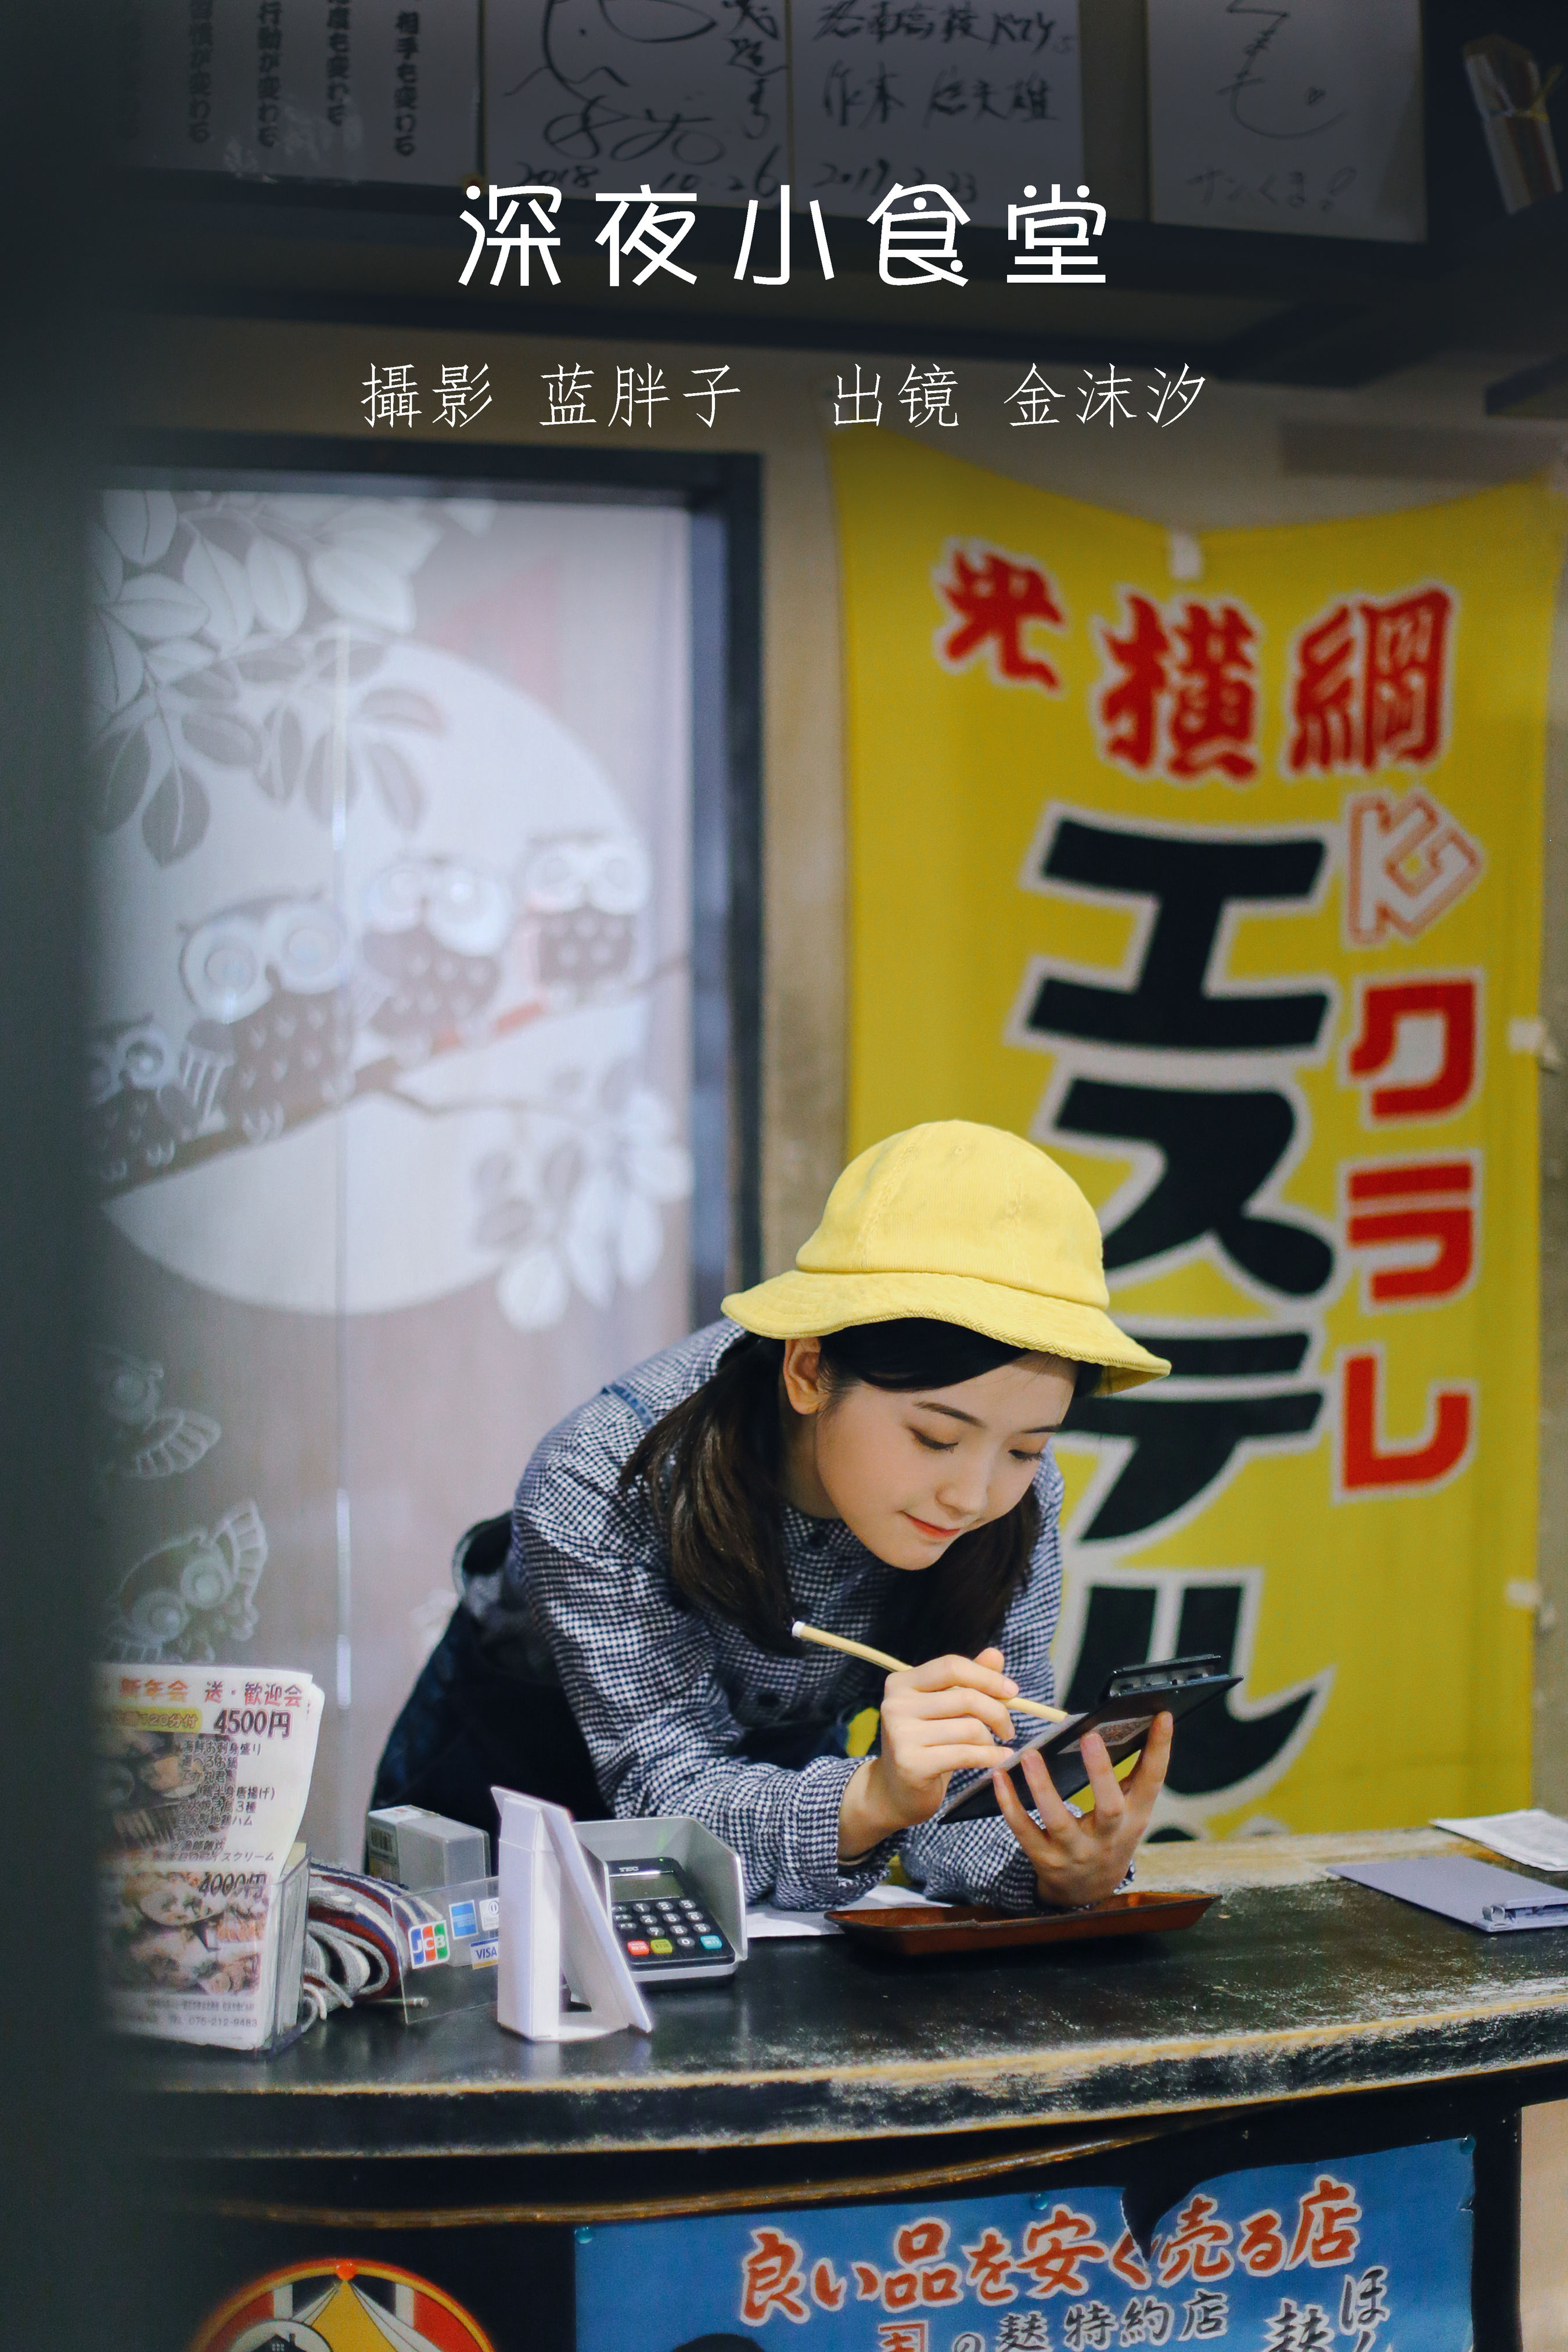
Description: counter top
xmin=111 ymin=1832 xmax=1568 ymax=2164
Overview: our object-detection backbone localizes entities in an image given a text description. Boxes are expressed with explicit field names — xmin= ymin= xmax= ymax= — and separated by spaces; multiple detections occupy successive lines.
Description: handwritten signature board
xmin=790 ymin=0 xmax=1083 ymax=226
xmin=487 ymin=0 xmax=1081 ymax=222
xmin=106 ymin=0 xmax=479 ymax=183
xmin=109 ymin=0 xmax=1429 ymax=249
xmin=1147 ymin=0 xmax=1425 ymax=243
xmin=485 ymin=0 xmax=790 ymax=206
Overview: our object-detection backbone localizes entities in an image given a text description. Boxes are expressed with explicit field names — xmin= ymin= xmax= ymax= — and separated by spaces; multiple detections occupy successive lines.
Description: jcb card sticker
xmin=408 ymin=1919 xmax=449 ymax=1969
xmin=576 ymin=2140 xmax=1472 ymax=2351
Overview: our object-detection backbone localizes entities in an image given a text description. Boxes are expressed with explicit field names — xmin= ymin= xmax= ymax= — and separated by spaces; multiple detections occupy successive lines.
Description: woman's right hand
xmin=837 ymin=1646 xmax=1019 ymax=1861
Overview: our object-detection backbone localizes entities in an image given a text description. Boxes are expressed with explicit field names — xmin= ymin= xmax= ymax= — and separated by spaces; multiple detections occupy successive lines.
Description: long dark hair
xmin=621 ymin=1322 xmax=1096 ymax=1659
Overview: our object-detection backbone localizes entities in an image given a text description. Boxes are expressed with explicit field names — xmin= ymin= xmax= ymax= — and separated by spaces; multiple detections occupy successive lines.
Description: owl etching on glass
xmin=178 ymin=893 xmax=357 ymax=1143
xmin=86 ymin=1016 xmax=207 ymax=1189
xmin=89 ymin=1344 xmax=220 ymax=1484
xmin=102 ymin=1501 xmax=269 ymax=1664
xmin=521 ymin=832 xmax=650 ymax=999
xmin=88 ymin=825 xmax=653 ymax=1209
xmin=355 ymin=854 xmax=515 ymax=1056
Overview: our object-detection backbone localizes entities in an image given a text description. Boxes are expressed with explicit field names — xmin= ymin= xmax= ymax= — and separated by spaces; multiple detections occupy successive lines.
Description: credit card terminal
xmin=609 ymin=1857 xmax=739 ymax=1981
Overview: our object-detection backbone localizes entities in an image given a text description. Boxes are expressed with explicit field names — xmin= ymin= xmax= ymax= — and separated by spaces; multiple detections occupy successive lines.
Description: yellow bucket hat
xmin=722 ymin=1120 xmax=1169 ymax=1394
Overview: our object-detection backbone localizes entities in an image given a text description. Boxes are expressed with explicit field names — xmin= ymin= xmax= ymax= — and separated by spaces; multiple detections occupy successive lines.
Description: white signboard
xmin=484 ymin=0 xmax=787 ymax=204
xmin=790 ymin=0 xmax=1082 ymax=226
xmin=110 ymin=0 xmax=479 ymax=185
xmin=1147 ymin=0 xmax=1425 ymax=244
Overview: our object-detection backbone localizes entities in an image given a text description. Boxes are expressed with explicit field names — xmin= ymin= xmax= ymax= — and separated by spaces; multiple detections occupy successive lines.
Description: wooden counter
xmin=115 ymin=1833 xmax=1568 ymax=2351
xmin=117 ymin=1831 xmax=1568 ymax=2162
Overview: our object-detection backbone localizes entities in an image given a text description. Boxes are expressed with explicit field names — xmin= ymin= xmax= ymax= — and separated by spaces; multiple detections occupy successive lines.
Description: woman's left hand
xmin=991 ymin=1713 xmax=1173 ymax=1909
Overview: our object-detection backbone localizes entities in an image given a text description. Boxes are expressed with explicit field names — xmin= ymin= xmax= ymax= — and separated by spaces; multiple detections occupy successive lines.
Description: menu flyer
xmin=96 ymin=1664 xmax=322 ymax=2049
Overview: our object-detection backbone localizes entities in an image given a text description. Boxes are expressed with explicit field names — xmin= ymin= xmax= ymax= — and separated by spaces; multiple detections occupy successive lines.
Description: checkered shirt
xmin=479 ymin=1319 xmax=1067 ymax=1914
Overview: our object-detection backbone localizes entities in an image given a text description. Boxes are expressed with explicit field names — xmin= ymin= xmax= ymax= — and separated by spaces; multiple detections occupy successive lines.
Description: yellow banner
xmin=835 ymin=433 xmax=1567 ymax=1835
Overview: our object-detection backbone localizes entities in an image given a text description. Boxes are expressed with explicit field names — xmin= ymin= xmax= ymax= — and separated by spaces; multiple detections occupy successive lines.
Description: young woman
xmin=375 ymin=1120 xmax=1174 ymax=1913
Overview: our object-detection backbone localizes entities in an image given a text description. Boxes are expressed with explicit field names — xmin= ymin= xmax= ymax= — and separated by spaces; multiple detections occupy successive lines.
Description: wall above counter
xmin=105 ymin=0 xmax=1567 ymax=389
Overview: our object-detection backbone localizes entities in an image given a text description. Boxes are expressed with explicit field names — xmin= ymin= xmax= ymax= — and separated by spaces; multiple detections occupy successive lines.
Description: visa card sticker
xmin=408 ymin=1919 xmax=449 ymax=1969
xmin=469 ymin=1937 xmax=499 ymax=1968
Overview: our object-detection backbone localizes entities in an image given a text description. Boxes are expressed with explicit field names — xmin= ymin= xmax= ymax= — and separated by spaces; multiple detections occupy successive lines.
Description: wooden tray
xmin=826 ymin=1889 xmax=1215 ymax=1955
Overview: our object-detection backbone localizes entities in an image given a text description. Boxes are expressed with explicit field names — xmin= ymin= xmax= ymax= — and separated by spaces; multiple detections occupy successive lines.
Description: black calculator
xmin=608 ymin=1857 xmax=739 ymax=1982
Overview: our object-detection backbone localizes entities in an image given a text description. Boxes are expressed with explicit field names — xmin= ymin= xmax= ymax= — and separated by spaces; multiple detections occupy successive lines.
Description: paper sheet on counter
xmin=745 ymin=1882 xmax=952 ymax=1940
xmin=1432 ymin=1808 xmax=1568 ymax=1871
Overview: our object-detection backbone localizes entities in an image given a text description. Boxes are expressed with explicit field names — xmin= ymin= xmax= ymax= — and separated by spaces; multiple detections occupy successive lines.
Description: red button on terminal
xmin=626 ymin=1939 xmax=650 ymax=1957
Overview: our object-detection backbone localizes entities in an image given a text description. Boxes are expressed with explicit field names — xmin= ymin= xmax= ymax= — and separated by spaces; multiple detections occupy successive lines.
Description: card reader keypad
xmin=609 ymin=1864 xmax=734 ymax=1972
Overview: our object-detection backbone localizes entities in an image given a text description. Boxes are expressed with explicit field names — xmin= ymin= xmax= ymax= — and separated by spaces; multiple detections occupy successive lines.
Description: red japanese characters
xmin=1098 ymin=594 xmax=1260 ymax=782
xmin=936 ymin=542 xmax=1068 ymax=692
xmin=1288 ymin=591 xmax=1454 ymax=776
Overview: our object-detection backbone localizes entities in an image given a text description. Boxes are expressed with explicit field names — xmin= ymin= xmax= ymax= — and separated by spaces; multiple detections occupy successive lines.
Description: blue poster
xmin=575 ymin=2139 xmax=1472 ymax=2351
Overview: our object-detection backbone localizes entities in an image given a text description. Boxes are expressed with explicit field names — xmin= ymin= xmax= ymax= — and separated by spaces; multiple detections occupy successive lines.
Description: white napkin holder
xmin=491 ymin=1786 xmax=653 ymax=2042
